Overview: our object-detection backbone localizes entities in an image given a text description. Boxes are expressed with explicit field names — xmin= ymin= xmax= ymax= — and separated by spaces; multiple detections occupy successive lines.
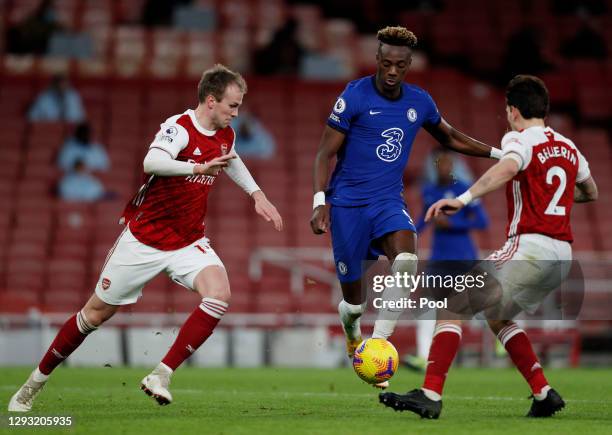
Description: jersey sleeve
xmin=422 ymin=91 xmax=442 ymax=126
xmin=501 ymin=131 xmax=532 ymax=171
xmin=149 ymin=118 xmax=189 ymax=159
xmin=326 ymin=82 xmax=361 ymax=134
xmin=576 ymin=150 xmax=591 ymax=183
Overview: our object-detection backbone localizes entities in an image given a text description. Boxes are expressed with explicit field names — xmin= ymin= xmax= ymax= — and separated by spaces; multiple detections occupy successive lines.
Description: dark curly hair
xmin=377 ymin=26 xmax=418 ymax=48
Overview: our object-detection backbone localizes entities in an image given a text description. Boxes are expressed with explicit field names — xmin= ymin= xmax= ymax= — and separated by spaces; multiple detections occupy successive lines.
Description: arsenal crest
xmin=101 ymin=278 xmax=111 ymax=290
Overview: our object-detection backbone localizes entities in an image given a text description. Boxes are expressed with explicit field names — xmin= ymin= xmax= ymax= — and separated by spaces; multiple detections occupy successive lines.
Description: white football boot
xmin=140 ymin=364 xmax=173 ymax=406
xmin=8 ymin=371 xmax=47 ymax=412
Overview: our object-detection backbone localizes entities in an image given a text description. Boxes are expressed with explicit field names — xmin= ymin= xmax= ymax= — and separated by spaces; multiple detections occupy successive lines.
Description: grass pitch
xmin=1 ymin=366 xmax=611 ymax=434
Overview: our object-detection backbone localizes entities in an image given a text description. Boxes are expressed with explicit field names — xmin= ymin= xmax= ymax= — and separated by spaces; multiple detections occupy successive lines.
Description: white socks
xmin=422 ymin=388 xmax=442 ymax=401
xmin=417 ymin=320 xmax=436 ymax=359
xmin=155 ymin=362 xmax=174 ymax=375
xmin=372 ymin=321 xmax=396 ymax=339
xmin=32 ymin=367 xmax=49 ymax=383
xmin=534 ymin=385 xmax=551 ymax=401
xmin=372 ymin=253 xmax=418 ymax=339
xmin=338 ymin=300 xmax=366 ymax=340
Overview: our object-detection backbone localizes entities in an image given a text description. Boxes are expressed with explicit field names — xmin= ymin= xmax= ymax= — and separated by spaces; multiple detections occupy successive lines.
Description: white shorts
xmin=484 ymin=233 xmax=572 ymax=314
xmin=95 ymin=227 xmax=224 ymax=305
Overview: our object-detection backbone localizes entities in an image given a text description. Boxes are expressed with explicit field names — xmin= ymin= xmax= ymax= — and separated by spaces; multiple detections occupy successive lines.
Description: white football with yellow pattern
xmin=352 ymin=338 xmax=399 ymax=384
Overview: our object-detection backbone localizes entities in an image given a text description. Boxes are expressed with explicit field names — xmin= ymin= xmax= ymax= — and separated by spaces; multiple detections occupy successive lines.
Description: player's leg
xmin=159 ymin=265 xmax=230 ymax=372
xmin=7 ymin=228 xmax=154 ymax=412
xmin=487 ymin=319 xmax=564 ymax=417
xmin=412 ymin=261 xmax=505 ymax=409
xmin=379 ymin=315 xmax=461 ymax=419
xmin=490 ymin=235 xmax=570 ymax=416
xmin=40 ymin=293 xmax=118 ymax=374
xmin=142 ymin=239 xmax=229 ymax=405
xmin=8 ymin=294 xmax=120 ymax=412
xmin=329 ymin=205 xmax=370 ymax=357
xmin=394 ymin=264 xmax=509 ymax=415
xmin=403 ymin=319 xmax=435 ymax=372
xmin=338 ymin=279 xmax=367 ymax=357
xmin=380 ymin=259 xmax=485 ymax=416
xmin=372 ymin=229 xmax=417 ymax=339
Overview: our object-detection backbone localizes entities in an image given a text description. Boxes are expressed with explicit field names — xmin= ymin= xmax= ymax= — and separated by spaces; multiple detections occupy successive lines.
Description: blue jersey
xmin=416 ymin=180 xmax=489 ymax=261
xmin=327 ymin=76 xmax=441 ymax=206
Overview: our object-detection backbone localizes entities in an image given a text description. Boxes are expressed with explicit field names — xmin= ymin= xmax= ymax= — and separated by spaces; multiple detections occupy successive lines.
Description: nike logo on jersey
xmin=369 ymin=110 xmax=381 ymax=115
xmin=193 ymin=147 xmax=202 ymax=156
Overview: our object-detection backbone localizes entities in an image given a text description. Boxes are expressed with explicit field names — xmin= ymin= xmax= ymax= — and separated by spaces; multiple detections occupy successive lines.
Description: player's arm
xmin=223 ymin=151 xmax=283 ymax=231
xmin=425 ymin=157 xmax=519 ymax=222
xmin=574 ymin=175 xmax=598 ymax=203
xmin=310 ymin=125 xmax=345 ymax=234
xmin=424 ymin=118 xmax=503 ymax=159
xmin=143 ymin=122 xmax=233 ymax=176
xmin=573 ymin=150 xmax=597 ymax=203
xmin=143 ymin=148 xmax=234 ymax=176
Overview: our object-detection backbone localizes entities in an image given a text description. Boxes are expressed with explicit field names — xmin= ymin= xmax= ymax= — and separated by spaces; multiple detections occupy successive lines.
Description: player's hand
xmin=425 ymin=198 xmax=464 ymax=221
xmin=252 ymin=191 xmax=283 ymax=231
xmin=310 ymin=205 xmax=329 ymax=234
xmin=194 ymin=154 xmax=236 ymax=176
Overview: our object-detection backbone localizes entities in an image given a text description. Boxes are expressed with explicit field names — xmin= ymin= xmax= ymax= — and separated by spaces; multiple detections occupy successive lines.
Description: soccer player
xmin=8 ymin=64 xmax=283 ymax=412
xmin=405 ymin=148 xmax=488 ymax=371
xmin=309 ymin=26 xmax=502 ymax=380
xmin=380 ymin=75 xmax=598 ymax=418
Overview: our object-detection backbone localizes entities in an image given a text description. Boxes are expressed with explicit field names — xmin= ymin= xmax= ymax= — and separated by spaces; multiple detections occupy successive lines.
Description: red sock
xmin=38 ymin=311 xmax=97 ymax=375
xmin=498 ymin=323 xmax=548 ymax=394
xmin=422 ymin=322 xmax=462 ymax=395
xmin=161 ymin=298 xmax=228 ymax=371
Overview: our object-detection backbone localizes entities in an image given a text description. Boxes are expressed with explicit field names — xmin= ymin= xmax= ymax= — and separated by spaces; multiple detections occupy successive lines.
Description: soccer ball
xmin=352 ymin=338 xmax=399 ymax=384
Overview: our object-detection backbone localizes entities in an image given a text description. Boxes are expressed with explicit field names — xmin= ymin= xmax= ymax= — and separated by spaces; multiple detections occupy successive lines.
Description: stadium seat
xmin=0 ymin=290 xmax=41 ymax=312
xmin=0 ymin=11 xmax=609 ymax=332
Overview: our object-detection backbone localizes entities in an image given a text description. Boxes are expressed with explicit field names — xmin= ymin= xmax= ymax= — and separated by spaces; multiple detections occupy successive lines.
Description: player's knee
xmin=198 ymin=283 xmax=231 ymax=303
xmin=487 ymin=319 xmax=513 ymax=335
xmin=391 ymin=252 xmax=418 ymax=276
xmin=81 ymin=305 xmax=116 ymax=327
xmin=82 ymin=294 xmax=118 ymax=326
xmin=193 ymin=265 xmax=231 ymax=303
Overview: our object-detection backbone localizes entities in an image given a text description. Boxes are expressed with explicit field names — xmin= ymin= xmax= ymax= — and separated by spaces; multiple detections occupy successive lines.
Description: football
xmin=352 ymin=338 xmax=399 ymax=384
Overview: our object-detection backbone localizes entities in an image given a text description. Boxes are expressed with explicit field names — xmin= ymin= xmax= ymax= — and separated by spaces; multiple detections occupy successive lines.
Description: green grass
xmin=1 ymin=367 xmax=611 ymax=434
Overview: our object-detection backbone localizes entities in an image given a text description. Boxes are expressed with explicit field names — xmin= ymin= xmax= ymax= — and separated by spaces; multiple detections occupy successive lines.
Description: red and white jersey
xmin=122 ymin=110 xmax=235 ymax=251
xmin=501 ymin=126 xmax=590 ymax=242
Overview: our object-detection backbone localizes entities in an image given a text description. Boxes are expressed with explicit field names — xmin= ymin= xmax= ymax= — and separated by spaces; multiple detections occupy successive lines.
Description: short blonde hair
xmin=377 ymin=26 xmax=417 ymax=48
xmin=198 ymin=64 xmax=247 ymax=103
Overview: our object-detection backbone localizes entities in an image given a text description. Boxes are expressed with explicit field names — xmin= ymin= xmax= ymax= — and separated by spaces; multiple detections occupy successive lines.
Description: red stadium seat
xmin=0 ymin=290 xmax=41 ymax=312
xmin=42 ymin=290 xmax=87 ymax=313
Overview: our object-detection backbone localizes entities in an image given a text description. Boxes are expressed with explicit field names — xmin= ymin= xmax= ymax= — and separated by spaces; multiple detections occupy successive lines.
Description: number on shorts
xmin=544 ymin=166 xmax=566 ymax=216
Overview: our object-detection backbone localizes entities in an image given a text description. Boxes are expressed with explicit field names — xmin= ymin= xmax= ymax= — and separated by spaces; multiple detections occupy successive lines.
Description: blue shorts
xmin=330 ymin=199 xmax=416 ymax=282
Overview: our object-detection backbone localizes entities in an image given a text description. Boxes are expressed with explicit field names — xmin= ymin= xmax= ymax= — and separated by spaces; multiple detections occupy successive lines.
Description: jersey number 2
xmin=544 ymin=166 xmax=566 ymax=216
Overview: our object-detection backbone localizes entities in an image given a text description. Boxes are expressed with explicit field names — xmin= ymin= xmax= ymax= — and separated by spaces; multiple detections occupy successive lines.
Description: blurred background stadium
xmin=0 ymin=0 xmax=610 ymax=370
